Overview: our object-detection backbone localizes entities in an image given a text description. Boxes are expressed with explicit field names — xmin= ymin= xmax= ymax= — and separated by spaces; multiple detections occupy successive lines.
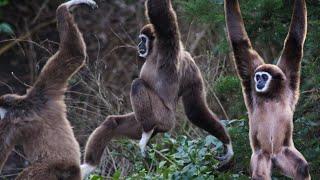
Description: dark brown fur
xmin=225 ymin=0 xmax=310 ymax=179
xmin=83 ymin=0 xmax=233 ymax=171
xmin=0 ymin=1 xmax=93 ymax=179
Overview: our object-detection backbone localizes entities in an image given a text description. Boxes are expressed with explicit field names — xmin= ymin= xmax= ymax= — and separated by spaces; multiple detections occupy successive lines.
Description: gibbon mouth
xmin=257 ymin=83 xmax=265 ymax=90
xmin=139 ymin=48 xmax=147 ymax=54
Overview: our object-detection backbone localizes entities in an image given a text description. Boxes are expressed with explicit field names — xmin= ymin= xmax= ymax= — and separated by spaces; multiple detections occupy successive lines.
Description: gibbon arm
xmin=146 ymin=0 xmax=180 ymax=64
xmin=225 ymin=0 xmax=264 ymax=107
xmin=30 ymin=4 xmax=86 ymax=98
xmin=277 ymin=0 xmax=307 ymax=93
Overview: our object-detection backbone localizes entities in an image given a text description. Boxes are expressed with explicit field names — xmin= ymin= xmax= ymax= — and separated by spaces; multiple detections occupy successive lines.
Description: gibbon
xmin=81 ymin=0 xmax=233 ymax=177
xmin=225 ymin=0 xmax=310 ymax=179
xmin=0 ymin=0 xmax=97 ymax=179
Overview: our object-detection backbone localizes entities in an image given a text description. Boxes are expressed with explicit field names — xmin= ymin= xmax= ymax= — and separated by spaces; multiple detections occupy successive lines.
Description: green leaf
xmin=112 ymin=170 xmax=121 ymax=180
xmin=0 ymin=22 xmax=13 ymax=35
xmin=0 ymin=0 xmax=9 ymax=7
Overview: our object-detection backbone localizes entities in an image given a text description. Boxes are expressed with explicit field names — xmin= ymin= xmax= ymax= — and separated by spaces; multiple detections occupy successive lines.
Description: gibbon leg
xmin=273 ymin=147 xmax=310 ymax=180
xmin=30 ymin=0 xmax=96 ymax=97
xmin=16 ymin=163 xmax=81 ymax=180
xmin=181 ymin=87 xmax=233 ymax=164
xmin=82 ymin=113 xmax=141 ymax=177
xmin=250 ymin=151 xmax=272 ymax=180
xmin=139 ymin=129 xmax=154 ymax=157
xmin=130 ymin=79 xmax=175 ymax=155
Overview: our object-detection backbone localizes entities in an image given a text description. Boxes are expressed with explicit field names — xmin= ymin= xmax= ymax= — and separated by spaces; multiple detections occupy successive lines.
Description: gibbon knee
xmin=84 ymin=116 xmax=118 ymax=166
xmin=296 ymin=161 xmax=310 ymax=178
xmin=131 ymin=78 xmax=147 ymax=97
xmin=54 ymin=163 xmax=81 ymax=180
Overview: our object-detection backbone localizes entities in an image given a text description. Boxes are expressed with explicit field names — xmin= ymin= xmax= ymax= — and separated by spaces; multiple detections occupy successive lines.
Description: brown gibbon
xmin=0 ymin=0 xmax=97 ymax=179
xmin=225 ymin=0 xmax=310 ymax=179
xmin=81 ymin=0 xmax=233 ymax=177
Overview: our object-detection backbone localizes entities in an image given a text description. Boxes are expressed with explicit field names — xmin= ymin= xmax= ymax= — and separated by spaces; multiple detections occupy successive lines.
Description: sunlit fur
xmin=225 ymin=0 xmax=310 ymax=179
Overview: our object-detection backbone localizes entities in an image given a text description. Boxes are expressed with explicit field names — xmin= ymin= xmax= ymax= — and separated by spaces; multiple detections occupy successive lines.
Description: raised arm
xmin=146 ymin=0 xmax=180 ymax=60
xmin=29 ymin=1 xmax=97 ymax=99
xmin=224 ymin=0 xmax=264 ymax=107
xmin=277 ymin=0 xmax=307 ymax=94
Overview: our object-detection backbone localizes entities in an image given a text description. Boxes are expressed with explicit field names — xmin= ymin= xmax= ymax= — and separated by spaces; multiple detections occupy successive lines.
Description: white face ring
xmin=0 ymin=107 xmax=7 ymax=120
xmin=254 ymin=71 xmax=272 ymax=93
xmin=138 ymin=34 xmax=149 ymax=58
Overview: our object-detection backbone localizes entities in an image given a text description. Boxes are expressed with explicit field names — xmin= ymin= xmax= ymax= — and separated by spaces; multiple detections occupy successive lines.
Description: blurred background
xmin=0 ymin=0 xmax=319 ymax=179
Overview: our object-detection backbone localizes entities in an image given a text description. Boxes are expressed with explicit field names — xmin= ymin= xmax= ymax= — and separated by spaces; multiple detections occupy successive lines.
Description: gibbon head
xmin=0 ymin=94 xmax=29 ymax=121
xmin=138 ymin=24 xmax=155 ymax=58
xmin=254 ymin=64 xmax=286 ymax=95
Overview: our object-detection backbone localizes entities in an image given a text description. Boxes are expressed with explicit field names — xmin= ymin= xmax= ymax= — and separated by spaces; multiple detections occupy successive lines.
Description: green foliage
xmin=0 ymin=22 xmax=13 ymax=34
xmin=213 ymin=75 xmax=246 ymax=119
xmin=177 ymin=0 xmax=224 ymax=24
xmin=89 ymin=118 xmax=319 ymax=179
xmin=0 ymin=0 xmax=9 ymax=7
xmin=0 ymin=0 xmax=13 ymax=35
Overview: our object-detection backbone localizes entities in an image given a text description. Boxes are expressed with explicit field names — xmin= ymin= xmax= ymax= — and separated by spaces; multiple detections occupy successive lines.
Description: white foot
xmin=0 ymin=107 xmax=7 ymax=120
xmin=216 ymin=143 xmax=234 ymax=166
xmin=63 ymin=0 xmax=98 ymax=10
xmin=139 ymin=129 xmax=154 ymax=157
xmin=80 ymin=163 xmax=96 ymax=179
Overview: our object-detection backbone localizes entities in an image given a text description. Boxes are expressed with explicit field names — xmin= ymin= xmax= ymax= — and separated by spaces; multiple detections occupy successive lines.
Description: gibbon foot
xmin=80 ymin=163 xmax=96 ymax=179
xmin=0 ymin=107 xmax=6 ymax=120
xmin=63 ymin=0 xmax=98 ymax=11
xmin=139 ymin=129 xmax=154 ymax=157
xmin=215 ymin=143 xmax=234 ymax=168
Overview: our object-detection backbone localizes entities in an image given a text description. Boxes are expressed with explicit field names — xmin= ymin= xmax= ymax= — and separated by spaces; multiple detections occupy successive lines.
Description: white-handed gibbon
xmin=81 ymin=0 xmax=233 ymax=177
xmin=0 ymin=0 xmax=97 ymax=179
xmin=225 ymin=0 xmax=310 ymax=179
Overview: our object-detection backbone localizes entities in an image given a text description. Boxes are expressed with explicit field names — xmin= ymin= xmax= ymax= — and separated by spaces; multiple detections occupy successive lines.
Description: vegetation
xmin=0 ymin=0 xmax=319 ymax=179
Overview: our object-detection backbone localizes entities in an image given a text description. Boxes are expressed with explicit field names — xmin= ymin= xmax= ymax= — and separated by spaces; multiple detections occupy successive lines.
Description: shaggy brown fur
xmin=225 ymin=0 xmax=310 ymax=179
xmin=82 ymin=0 xmax=233 ymax=175
xmin=0 ymin=0 xmax=97 ymax=179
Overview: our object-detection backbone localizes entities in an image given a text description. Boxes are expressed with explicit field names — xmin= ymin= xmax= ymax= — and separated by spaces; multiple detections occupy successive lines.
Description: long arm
xmin=28 ymin=2 xmax=90 ymax=99
xmin=224 ymin=0 xmax=264 ymax=108
xmin=146 ymin=0 xmax=180 ymax=65
xmin=277 ymin=0 xmax=307 ymax=94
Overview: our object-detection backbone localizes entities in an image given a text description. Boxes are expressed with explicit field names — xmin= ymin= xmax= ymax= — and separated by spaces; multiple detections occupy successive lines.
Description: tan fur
xmin=225 ymin=0 xmax=310 ymax=179
xmin=0 ymin=1 xmax=96 ymax=179
xmin=83 ymin=0 xmax=233 ymax=171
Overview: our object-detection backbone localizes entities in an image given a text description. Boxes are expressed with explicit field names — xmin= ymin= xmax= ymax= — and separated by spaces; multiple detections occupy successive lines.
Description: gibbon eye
xmin=255 ymin=74 xmax=261 ymax=81
xmin=262 ymin=74 xmax=268 ymax=81
xmin=141 ymin=36 xmax=147 ymax=43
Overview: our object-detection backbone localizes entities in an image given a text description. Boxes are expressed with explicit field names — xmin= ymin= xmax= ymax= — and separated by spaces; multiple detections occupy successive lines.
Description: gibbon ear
xmin=0 ymin=107 xmax=7 ymax=120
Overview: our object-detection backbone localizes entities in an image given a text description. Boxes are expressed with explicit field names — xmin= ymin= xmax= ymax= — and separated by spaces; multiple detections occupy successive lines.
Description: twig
xmin=0 ymin=19 xmax=56 ymax=56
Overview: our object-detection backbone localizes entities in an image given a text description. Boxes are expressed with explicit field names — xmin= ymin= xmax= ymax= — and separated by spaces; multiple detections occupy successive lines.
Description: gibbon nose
xmin=257 ymin=81 xmax=265 ymax=90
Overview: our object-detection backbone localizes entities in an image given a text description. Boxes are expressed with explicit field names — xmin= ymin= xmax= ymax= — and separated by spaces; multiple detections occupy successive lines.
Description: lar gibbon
xmin=81 ymin=0 xmax=233 ymax=177
xmin=225 ymin=0 xmax=310 ymax=179
xmin=0 ymin=0 xmax=97 ymax=179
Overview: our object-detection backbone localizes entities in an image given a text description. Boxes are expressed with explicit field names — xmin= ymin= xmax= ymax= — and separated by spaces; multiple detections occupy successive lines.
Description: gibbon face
xmin=138 ymin=24 xmax=155 ymax=58
xmin=138 ymin=34 xmax=149 ymax=58
xmin=253 ymin=64 xmax=286 ymax=95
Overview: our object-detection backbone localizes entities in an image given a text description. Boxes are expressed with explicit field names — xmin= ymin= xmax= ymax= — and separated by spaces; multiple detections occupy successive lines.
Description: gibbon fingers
xmin=81 ymin=0 xmax=234 ymax=177
xmin=225 ymin=0 xmax=310 ymax=179
xmin=0 ymin=0 xmax=97 ymax=179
